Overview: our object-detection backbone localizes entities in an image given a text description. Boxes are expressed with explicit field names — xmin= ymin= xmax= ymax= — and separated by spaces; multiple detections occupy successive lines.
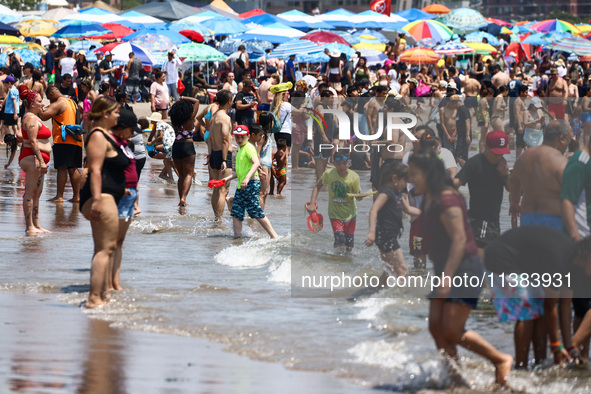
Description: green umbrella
xmin=176 ymin=43 xmax=226 ymax=61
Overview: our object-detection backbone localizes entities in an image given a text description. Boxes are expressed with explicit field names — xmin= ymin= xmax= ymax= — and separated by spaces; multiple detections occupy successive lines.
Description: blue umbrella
xmin=298 ymin=52 xmax=329 ymax=62
xmin=464 ymin=31 xmax=500 ymax=46
xmin=201 ymin=18 xmax=248 ymax=36
xmin=67 ymin=39 xmax=102 ymax=52
xmin=53 ymin=21 xmax=110 ymax=38
xmin=243 ymin=14 xmax=283 ymax=26
xmin=167 ymin=19 xmax=213 ymax=37
xmin=276 ymin=10 xmax=334 ymax=30
xmin=352 ymin=29 xmax=388 ymax=43
xmin=321 ymin=43 xmax=355 ymax=57
xmin=234 ymin=23 xmax=305 ymax=44
xmin=521 ymin=33 xmax=549 ymax=45
xmin=0 ymin=48 xmax=41 ymax=68
xmin=394 ymin=8 xmax=433 ymax=22
xmin=317 ymin=8 xmax=356 ymax=28
xmin=269 ymin=39 xmax=322 ymax=59
xmin=122 ymin=28 xmax=190 ymax=45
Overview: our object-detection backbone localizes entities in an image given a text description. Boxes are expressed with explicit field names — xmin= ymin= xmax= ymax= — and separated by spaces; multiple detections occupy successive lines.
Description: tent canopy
xmin=209 ymin=0 xmax=238 ymax=15
xmin=124 ymin=0 xmax=200 ymax=23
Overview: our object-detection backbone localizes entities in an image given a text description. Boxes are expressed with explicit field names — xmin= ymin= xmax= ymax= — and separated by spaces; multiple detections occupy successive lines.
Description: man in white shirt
xmin=59 ymin=49 xmax=76 ymax=80
xmin=163 ymin=49 xmax=181 ymax=102
xmin=224 ymin=45 xmax=249 ymax=72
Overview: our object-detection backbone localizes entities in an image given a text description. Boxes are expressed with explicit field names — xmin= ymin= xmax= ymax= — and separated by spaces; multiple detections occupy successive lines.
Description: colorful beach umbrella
xmin=353 ymin=39 xmax=386 ymax=52
xmin=53 ymin=21 xmax=110 ymax=38
xmin=301 ymin=31 xmax=350 ymax=46
xmin=176 ymin=43 xmax=226 ymax=61
xmin=94 ymin=42 xmax=156 ymax=65
xmin=14 ymin=19 xmax=58 ymax=37
xmin=434 ymin=42 xmax=475 ymax=55
xmin=235 ymin=22 xmax=305 ymax=44
xmin=546 ymin=36 xmax=591 ymax=56
xmin=123 ymin=28 xmax=190 ymax=45
xmin=398 ymin=47 xmax=441 ymax=64
xmin=530 ymin=19 xmax=580 ymax=34
xmin=440 ymin=8 xmax=488 ymax=31
xmin=576 ymin=24 xmax=591 ymax=34
xmin=486 ymin=17 xmax=511 ymax=27
xmin=403 ymin=19 xmax=453 ymax=42
xmin=422 ymin=4 xmax=451 ymax=14
xmin=465 ymin=42 xmax=498 ymax=54
xmin=269 ymin=39 xmax=321 ymax=59
xmin=0 ymin=48 xmax=41 ymax=68
xmin=130 ymin=34 xmax=175 ymax=54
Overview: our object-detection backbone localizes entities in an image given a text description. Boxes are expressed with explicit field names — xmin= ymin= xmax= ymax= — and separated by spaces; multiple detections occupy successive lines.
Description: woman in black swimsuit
xmin=170 ymin=97 xmax=199 ymax=207
xmin=80 ymin=97 xmax=130 ymax=309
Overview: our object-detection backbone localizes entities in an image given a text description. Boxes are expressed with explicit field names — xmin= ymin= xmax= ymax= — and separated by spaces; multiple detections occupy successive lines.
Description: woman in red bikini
xmin=18 ymin=87 xmax=52 ymax=235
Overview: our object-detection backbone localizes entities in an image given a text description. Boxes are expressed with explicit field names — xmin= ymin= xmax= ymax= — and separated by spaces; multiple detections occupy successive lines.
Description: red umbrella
xmin=93 ymin=23 xmax=135 ymax=40
xmin=300 ymin=31 xmax=351 ymax=46
xmin=504 ymin=42 xmax=531 ymax=62
xmin=179 ymin=29 xmax=204 ymax=43
xmin=485 ymin=17 xmax=512 ymax=27
xmin=239 ymin=9 xmax=265 ymax=19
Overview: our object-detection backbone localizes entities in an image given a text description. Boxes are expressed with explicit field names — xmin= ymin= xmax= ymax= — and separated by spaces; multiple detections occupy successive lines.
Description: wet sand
xmin=0 ymin=291 xmax=369 ymax=393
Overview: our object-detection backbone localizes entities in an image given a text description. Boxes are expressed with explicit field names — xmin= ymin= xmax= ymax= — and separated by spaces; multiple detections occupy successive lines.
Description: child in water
xmin=270 ymin=138 xmax=288 ymax=196
xmin=308 ymin=152 xmax=361 ymax=254
xmin=222 ymin=125 xmax=278 ymax=239
xmin=366 ymin=162 xmax=420 ymax=286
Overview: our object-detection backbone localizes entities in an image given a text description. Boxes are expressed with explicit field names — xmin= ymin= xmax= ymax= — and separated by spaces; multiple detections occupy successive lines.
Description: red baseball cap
xmin=233 ymin=125 xmax=249 ymax=135
xmin=486 ymin=130 xmax=510 ymax=155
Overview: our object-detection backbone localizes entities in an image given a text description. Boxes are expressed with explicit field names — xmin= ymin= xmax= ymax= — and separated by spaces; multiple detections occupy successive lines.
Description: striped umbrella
xmin=358 ymin=48 xmax=387 ymax=65
xmin=417 ymin=38 xmax=439 ymax=48
xmin=434 ymin=42 xmax=475 ymax=55
xmin=439 ymin=8 xmax=488 ymax=31
xmin=464 ymin=31 xmax=500 ymax=46
xmin=269 ymin=39 xmax=321 ymax=59
xmin=546 ymin=36 xmax=591 ymax=56
xmin=403 ymin=19 xmax=453 ymax=42
xmin=465 ymin=42 xmax=498 ymax=54
xmin=398 ymin=47 xmax=441 ymax=64
xmin=530 ymin=19 xmax=580 ymax=34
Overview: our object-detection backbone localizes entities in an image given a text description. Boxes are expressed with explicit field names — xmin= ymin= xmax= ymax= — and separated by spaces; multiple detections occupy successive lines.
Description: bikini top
xmin=175 ymin=126 xmax=193 ymax=141
xmin=22 ymin=113 xmax=51 ymax=141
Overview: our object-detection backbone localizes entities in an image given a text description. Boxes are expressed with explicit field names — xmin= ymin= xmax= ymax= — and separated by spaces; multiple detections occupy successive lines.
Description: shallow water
xmin=2 ymin=141 xmax=591 ymax=392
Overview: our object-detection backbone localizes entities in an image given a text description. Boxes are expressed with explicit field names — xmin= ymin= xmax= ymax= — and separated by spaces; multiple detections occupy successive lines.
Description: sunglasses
xmin=334 ymin=156 xmax=349 ymax=162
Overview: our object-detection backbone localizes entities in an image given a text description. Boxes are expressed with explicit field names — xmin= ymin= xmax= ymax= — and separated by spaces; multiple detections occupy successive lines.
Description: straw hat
xmin=146 ymin=112 xmax=165 ymax=123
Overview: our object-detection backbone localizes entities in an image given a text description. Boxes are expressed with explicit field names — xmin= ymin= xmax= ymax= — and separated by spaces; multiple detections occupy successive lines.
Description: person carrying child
xmin=308 ymin=152 xmax=361 ymax=254
xmin=366 ymin=161 xmax=421 ymax=286
xmin=222 ymin=125 xmax=278 ymax=239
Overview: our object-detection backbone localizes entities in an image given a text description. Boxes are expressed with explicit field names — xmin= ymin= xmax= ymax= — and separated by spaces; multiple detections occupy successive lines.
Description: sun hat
xmin=146 ymin=112 xmax=164 ymax=123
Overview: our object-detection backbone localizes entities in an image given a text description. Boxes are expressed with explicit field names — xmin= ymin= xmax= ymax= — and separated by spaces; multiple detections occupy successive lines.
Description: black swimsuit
xmin=80 ymin=128 xmax=130 ymax=211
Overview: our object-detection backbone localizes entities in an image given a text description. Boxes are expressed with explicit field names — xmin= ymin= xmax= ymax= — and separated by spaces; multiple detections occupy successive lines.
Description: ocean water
xmin=2 ymin=142 xmax=591 ymax=393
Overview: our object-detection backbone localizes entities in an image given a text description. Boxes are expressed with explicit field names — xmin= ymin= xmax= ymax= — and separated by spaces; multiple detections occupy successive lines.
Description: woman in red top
xmin=18 ymin=87 xmax=52 ymax=236
xmin=408 ymin=149 xmax=513 ymax=388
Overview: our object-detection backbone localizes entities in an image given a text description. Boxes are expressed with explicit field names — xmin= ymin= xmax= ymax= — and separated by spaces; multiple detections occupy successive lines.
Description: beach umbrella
xmin=434 ymin=42 xmax=475 ymax=55
xmin=276 ymin=10 xmax=334 ymax=30
xmin=399 ymin=47 xmax=441 ymax=64
xmin=79 ymin=7 xmax=114 ymax=15
xmin=317 ymin=8 xmax=356 ymax=28
xmin=179 ymin=30 xmax=204 ymax=42
xmin=235 ymin=22 xmax=305 ymax=44
xmin=351 ymin=11 xmax=407 ymax=30
xmin=201 ymin=17 xmax=248 ymax=36
xmin=218 ymin=37 xmax=272 ymax=59
xmin=239 ymin=9 xmax=265 ymax=19
xmin=298 ymin=51 xmax=330 ymax=62
xmin=530 ymin=19 xmax=580 ymax=34
xmin=417 ymin=38 xmax=439 ymax=48
xmin=93 ymin=23 xmax=135 ymax=40
xmin=576 ymin=24 xmax=591 ymax=34
xmin=403 ymin=19 xmax=453 ymax=42
xmin=465 ymin=42 xmax=498 ymax=54
xmin=394 ymin=8 xmax=433 ymax=22
xmin=0 ymin=48 xmax=41 ymax=68
xmin=422 ymin=4 xmax=451 ymax=14
xmin=353 ymin=38 xmax=386 ymax=52
xmin=301 ymin=31 xmax=351 ymax=46
xmin=269 ymin=39 xmax=321 ymax=59
xmin=130 ymin=34 xmax=176 ymax=54
xmin=504 ymin=42 xmax=531 ymax=61
xmin=440 ymin=8 xmax=488 ymax=31
xmin=53 ymin=21 xmax=110 ymax=38
xmin=67 ymin=39 xmax=102 ymax=52
xmin=168 ymin=18 xmax=213 ymax=37
xmin=14 ymin=19 xmax=59 ymax=37
xmin=176 ymin=43 xmax=226 ymax=61
xmin=352 ymin=29 xmax=388 ymax=42
xmin=546 ymin=36 xmax=591 ymax=56
xmin=358 ymin=48 xmax=387 ymax=65
xmin=122 ymin=28 xmax=190 ymax=45
xmin=329 ymin=30 xmax=361 ymax=45
xmin=60 ymin=12 xmax=123 ymax=24
xmin=0 ymin=15 xmax=21 ymax=24
xmin=118 ymin=11 xmax=166 ymax=30
xmin=464 ymin=31 xmax=500 ymax=46
xmin=243 ymin=13 xmax=285 ymax=26
xmin=521 ymin=32 xmax=549 ymax=45
xmin=380 ymin=29 xmax=418 ymax=46
xmin=0 ymin=21 xmax=21 ymax=36
xmin=94 ymin=42 xmax=156 ymax=65
xmin=486 ymin=17 xmax=511 ymax=27
xmin=321 ymin=42 xmax=355 ymax=57
xmin=43 ymin=7 xmax=77 ymax=21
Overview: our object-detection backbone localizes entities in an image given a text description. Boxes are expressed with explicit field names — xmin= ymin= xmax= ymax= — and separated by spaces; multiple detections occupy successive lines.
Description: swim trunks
xmin=330 ymin=216 xmax=356 ymax=248
xmin=210 ymin=150 xmax=233 ymax=170
xmin=464 ymin=96 xmax=478 ymax=109
xmin=521 ymin=212 xmax=563 ymax=231
xmin=548 ymin=102 xmax=566 ymax=120
xmin=230 ymin=180 xmax=265 ymax=221
xmin=277 ymin=167 xmax=286 ymax=177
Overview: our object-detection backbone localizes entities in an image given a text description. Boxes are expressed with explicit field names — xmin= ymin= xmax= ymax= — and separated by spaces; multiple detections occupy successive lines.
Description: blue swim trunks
xmin=231 ymin=180 xmax=265 ymax=221
xmin=521 ymin=212 xmax=563 ymax=231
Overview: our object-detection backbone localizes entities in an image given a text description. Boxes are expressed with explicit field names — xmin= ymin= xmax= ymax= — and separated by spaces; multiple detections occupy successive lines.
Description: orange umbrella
xmin=422 ymin=4 xmax=451 ymax=14
xmin=399 ymin=47 xmax=441 ymax=65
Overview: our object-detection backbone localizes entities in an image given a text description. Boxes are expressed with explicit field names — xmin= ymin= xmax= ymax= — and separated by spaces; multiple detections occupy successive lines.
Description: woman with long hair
xmin=18 ymin=87 xmax=52 ymax=235
xmin=169 ymin=97 xmax=199 ymax=207
xmin=408 ymin=149 xmax=513 ymax=387
xmin=270 ymin=84 xmax=293 ymax=161
xmin=354 ymin=57 xmax=370 ymax=83
xmin=80 ymin=97 xmax=129 ymax=308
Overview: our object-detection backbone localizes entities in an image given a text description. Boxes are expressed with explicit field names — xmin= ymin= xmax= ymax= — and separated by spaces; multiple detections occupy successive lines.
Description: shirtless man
xmin=509 ymin=120 xmax=571 ymax=368
xmin=440 ymin=94 xmax=460 ymax=155
xmin=208 ymin=90 xmax=234 ymax=219
xmin=513 ymin=85 xmax=529 ymax=158
xmin=257 ymin=73 xmax=278 ymax=112
xmin=546 ymin=67 xmax=568 ymax=120
xmin=464 ymin=71 xmax=481 ymax=117
xmin=491 ymin=64 xmax=510 ymax=90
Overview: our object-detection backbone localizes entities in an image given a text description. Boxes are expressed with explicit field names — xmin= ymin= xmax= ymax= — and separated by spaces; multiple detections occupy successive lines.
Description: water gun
xmin=61 ymin=125 xmax=86 ymax=142
xmin=208 ymin=179 xmax=227 ymax=188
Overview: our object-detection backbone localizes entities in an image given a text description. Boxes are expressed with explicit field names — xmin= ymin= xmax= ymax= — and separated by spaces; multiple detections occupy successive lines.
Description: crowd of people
xmin=3 ymin=29 xmax=591 ymax=389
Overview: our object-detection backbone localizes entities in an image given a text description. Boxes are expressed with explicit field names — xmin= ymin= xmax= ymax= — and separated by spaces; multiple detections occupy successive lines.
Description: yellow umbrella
xmin=465 ymin=42 xmax=498 ymax=54
xmin=576 ymin=24 xmax=591 ymax=34
xmin=14 ymin=19 xmax=59 ymax=37
xmin=353 ymin=42 xmax=386 ymax=51
xmin=27 ymin=43 xmax=47 ymax=54
xmin=0 ymin=36 xmax=28 ymax=48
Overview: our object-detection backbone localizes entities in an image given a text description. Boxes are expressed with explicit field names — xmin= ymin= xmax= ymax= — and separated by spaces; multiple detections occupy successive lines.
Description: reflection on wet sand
xmin=51 ymin=203 xmax=80 ymax=230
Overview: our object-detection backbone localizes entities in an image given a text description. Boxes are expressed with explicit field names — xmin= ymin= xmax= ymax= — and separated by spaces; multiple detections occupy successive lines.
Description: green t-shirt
xmin=561 ymin=149 xmax=591 ymax=232
xmin=321 ymin=168 xmax=360 ymax=221
xmin=235 ymin=142 xmax=259 ymax=189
